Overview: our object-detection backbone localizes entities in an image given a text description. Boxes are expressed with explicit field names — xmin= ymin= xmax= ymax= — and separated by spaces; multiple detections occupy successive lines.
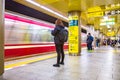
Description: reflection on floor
xmin=2 ymin=46 xmax=120 ymax=80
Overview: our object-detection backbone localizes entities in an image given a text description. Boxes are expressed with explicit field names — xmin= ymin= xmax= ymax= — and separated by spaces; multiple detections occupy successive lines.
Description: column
xmin=68 ymin=11 xmax=81 ymax=56
xmin=0 ymin=0 xmax=5 ymax=75
xmin=0 ymin=76 xmax=3 ymax=80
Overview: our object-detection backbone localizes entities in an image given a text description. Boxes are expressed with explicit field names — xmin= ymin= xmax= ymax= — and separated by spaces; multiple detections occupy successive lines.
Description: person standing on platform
xmin=51 ymin=19 xmax=65 ymax=67
xmin=86 ymin=33 xmax=94 ymax=51
xmin=96 ymin=38 xmax=100 ymax=47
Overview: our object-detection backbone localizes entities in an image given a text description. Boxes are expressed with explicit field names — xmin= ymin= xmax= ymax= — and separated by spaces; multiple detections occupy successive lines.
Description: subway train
xmin=4 ymin=12 xmax=87 ymax=60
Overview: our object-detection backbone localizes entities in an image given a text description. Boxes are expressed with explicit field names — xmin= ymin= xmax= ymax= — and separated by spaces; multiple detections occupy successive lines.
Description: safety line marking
xmin=5 ymin=48 xmax=86 ymax=70
xmin=5 ymin=48 xmax=119 ymax=70
xmin=5 ymin=54 xmax=57 ymax=70
xmin=94 ymin=50 xmax=120 ymax=53
xmin=5 ymin=52 xmax=70 ymax=70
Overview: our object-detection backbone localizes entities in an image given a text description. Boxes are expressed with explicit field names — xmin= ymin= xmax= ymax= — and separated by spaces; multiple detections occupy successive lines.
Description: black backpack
xmin=58 ymin=29 xmax=68 ymax=42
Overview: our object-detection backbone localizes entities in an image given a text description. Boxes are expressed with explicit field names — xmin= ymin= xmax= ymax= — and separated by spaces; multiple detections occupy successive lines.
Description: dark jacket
xmin=51 ymin=25 xmax=64 ymax=44
xmin=87 ymin=35 xmax=94 ymax=43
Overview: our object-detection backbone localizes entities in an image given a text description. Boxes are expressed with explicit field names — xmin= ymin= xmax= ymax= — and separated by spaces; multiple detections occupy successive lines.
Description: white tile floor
xmin=1 ymin=46 xmax=120 ymax=80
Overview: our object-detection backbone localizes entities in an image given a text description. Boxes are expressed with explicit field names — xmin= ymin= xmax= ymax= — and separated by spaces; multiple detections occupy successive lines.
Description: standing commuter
xmin=86 ymin=33 xmax=94 ymax=50
xmin=118 ymin=38 xmax=120 ymax=44
xmin=96 ymin=38 xmax=100 ymax=47
xmin=86 ymin=35 xmax=89 ymax=50
xmin=51 ymin=19 xmax=65 ymax=67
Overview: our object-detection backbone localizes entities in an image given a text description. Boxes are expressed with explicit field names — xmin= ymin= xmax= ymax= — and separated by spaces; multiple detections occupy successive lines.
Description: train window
xmin=81 ymin=28 xmax=87 ymax=34
xmin=5 ymin=17 xmax=54 ymax=44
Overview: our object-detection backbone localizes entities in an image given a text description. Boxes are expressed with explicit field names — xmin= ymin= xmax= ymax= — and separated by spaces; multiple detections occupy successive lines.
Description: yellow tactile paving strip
xmin=94 ymin=49 xmax=120 ymax=53
xmin=5 ymin=53 xmax=57 ymax=70
xmin=5 ymin=48 xmax=120 ymax=70
xmin=5 ymin=48 xmax=86 ymax=70
xmin=5 ymin=51 xmax=70 ymax=70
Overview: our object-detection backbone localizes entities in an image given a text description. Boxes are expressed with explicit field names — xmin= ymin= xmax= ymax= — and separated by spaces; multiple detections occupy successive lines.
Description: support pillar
xmin=0 ymin=0 xmax=5 ymax=75
xmin=0 ymin=76 xmax=4 ymax=80
xmin=68 ymin=11 xmax=81 ymax=56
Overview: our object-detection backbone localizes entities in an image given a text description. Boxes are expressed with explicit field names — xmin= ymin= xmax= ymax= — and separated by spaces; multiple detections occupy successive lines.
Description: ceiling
xmin=14 ymin=0 xmax=120 ymax=37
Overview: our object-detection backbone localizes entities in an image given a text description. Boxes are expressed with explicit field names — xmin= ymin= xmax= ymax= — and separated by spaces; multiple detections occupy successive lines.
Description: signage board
xmin=68 ymin=15 xmax=79 ymax=54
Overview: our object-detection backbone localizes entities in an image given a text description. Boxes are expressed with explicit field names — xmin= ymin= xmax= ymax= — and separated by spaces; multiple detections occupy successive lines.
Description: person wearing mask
xmin=51 ymin=19 xmax=65 ymax=67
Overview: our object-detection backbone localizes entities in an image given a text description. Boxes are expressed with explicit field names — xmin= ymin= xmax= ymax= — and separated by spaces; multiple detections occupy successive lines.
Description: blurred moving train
xmin=5 ymin=12 xmax=87 ymax=60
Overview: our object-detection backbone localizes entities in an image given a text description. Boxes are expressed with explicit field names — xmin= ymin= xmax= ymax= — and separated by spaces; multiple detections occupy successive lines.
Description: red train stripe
xmin=5 ymin=43 xmax=86 ymax=59
xmin=5 ymin=13 xmax=54 ymax=29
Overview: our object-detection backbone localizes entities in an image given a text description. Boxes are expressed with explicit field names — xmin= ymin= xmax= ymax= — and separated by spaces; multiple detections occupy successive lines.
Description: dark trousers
xmin=55 ymin=44 xmax=64 ymax=64
xmin=87 ymin=42 xmax=92 ymax=50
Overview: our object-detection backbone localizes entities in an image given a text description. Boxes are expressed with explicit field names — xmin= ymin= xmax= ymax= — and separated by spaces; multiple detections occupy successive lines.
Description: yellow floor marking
xmin=5 ymin=48 xmax=119 ymax=70
xmin=5 ymin=49 xmax=111 ymax=70
xmin=5 ymin=54 xmax=57 ymax=69
xmin=5 ymin=48 xmax=85 ymax=70
xmin=93 ymin=49 xmax=120 ymax=53
xmin=5 ymin=52 xmax=69 ymax=69
xmin=113 ymin=50 xmax=120 ymax=53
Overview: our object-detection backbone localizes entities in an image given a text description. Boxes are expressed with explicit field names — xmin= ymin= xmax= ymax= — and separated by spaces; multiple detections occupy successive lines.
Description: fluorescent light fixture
xmin=103 ymin=16 xmax=108 ymax=20
xmin=100 ymin=22 xmax=115 ymax=26
xmin=81 ymin=25 xmax=88 ymax=30
xmin=117 ymin=3 xmax=120 ymax=6
xmin=100 ymin=18 xmax=115 ymax=22
xmin=25 ymin=0 xmax=68 ymax=20
xmin=100 ymin=23 xmax=106 ymax=25
xmin=107 ymin=25 xmax=111 ymax=28
xmin=111 ymin=4 xmax=115 ymax=7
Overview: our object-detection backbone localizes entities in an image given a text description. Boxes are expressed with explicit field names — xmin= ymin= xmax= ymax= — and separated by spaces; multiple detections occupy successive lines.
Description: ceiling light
xmin=25 ymin=0 xmax=68 ymax=20
xmin=103 ymin=16 xmax=108 ymax=20
xmin=117 ymin=3 xmax=120 ymax=7
xmin=107 ymin=25 xmax=111 ymax=28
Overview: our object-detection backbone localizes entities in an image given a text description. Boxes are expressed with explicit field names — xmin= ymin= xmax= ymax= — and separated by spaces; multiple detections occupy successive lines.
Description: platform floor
xmin=2 ymin=46 xmax=120 ymax=80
